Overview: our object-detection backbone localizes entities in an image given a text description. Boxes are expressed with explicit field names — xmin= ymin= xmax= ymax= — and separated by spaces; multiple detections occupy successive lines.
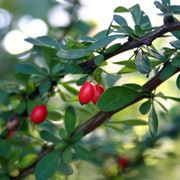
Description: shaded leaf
xmin=35 ymin=151 xmax=60 ymax=180
xmin=74 ymin=144 xmax=92 ymax=160
xmin=64 ymin=106 xmax=76 ymax=135
xmin=139 ymin=100 xmax=151 ymax=114
xmin=40 ymin=130 xmax=60 ymax=144
xmin=109 ymin=119 xmax=147 ymax=126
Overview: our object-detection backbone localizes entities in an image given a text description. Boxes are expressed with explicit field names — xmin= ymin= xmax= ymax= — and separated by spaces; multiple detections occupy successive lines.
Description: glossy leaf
xmin=113 ymin=15 xmax=128 ymax=26
xmin=97 ymin=86 xmax=143 ymax=112
xmin=176 ymin=74 xmax=180 ymax=89
xmin=74 ymin=144 xmax=92 ymax=160
xmin=64 ymin=106 xmax=76 ymax=135
xmin=148 ymin=106 xmax=158 ymax=137
xmin=35 ymin=151 xmax=60 ymax=180
xmin=159 ymin=65 xmax=177 ymax=81
xmin=57 ymin=49 xmax=90 ymax=59
xmin=135 ymin=51 xmax=152 ymax=74
xmin=139 ymin=100 xmax=152 ymax=114
xmin=40 ymin=130 xmax=60 ymax=143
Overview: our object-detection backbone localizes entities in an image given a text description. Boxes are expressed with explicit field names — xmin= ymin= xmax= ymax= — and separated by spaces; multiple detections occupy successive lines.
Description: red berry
xmin=117 ymin=156 xmax=129 ymax=169
xmin=30 ymin=105 xmax=48 ymax=124
xmin=78 ymin=82 xmax=95 ymax=105
xmin=91 ymin=84 xmax=104 ymax=105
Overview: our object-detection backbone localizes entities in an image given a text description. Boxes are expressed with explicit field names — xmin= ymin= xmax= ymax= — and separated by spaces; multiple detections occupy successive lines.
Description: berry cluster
xmin=78 ymin=82 xmax=105 ymax=105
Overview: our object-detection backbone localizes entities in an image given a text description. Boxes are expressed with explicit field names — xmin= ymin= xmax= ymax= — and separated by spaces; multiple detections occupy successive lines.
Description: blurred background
xmin=0 ymin=0 xmax=180 ymax=179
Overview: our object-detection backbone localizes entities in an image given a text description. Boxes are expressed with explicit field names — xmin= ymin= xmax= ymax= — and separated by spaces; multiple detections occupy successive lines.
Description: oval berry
xmin=91 ymin=84 xmax=104 ymax=105
xmin=30 ymin=105 xmax=48 ymax=124
xmin=117 ymin=156 xmax=128 ymax=169
xmin=78 ymin=82 xmax=95 ymax=105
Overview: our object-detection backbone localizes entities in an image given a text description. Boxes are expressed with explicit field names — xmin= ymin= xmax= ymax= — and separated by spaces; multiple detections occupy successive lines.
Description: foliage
xmin=0 ymin=0 xmax=180 ymax=179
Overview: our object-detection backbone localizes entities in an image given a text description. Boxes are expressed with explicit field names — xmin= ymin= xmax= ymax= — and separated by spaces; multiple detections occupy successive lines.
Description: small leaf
xmin=170 ymin=40 xmax=180 ymax=49
xmin=55 ymin=141 xmax=67 ymax=150
xmin=62 ymin=148 xmax=73 ymax=164
xmin=0 ymin=90 xmax=9 ymax=105
xmin=171 ymin=54 xmax=180 ymax=68
xmin=57 ymin=49 xmax=90 ymax=59
xmin=40 ymin=130 xmax=60 ymax=144
xmin=35 ymin=151 xmax=60 ymax=180
xmin=59 ymin=161 xmax=73 ymax=176
xmin=120 ymin=26 xmax=135 ymax=37
xmin=176 ymin=74 xmax=180 ymax=89
xmin=48 ymin=111 xmax=62 ymax=121
xmin=129 ymin=4 xmax=141 ymax=25
xmin=64 ymin=106 xmax=76 ymax=136
xmin=59 ymin=128 xmax=67 ymax=139
xmin=135 ymin=51 xmax=152 ymax=74
xmin=139 ymin=100 xmax=151 ymax=114
xmin=148 ymin=106 xmax=158 ymax=137
xmin=39 ymin=79 xmax=52 ymax=94
xmin=109 ymin=119 xmax=147 ymax=126
xmin=94 ymin=54 xmax=104 ymax=65
xmin=97 ymin=86 xmax=143 ymax=112
xmin=113 ymin=15 xmax=128 ymax=26
xmin=76 ymin=75 xmax=88 ymax=86
xmin=15 ymin=63 xmax=39 ymax=75
xmin=94 ymin=68 xmax=103 ymax=83
xmin=80 ymin=36 xmax=96 ymax=43
xmin=64 ymin=62 xmax=84 ymax=74
xmin=89 ymin=35 xmax=122 ymax=51
xmin=159 ymin=65 xmax=177 ymax=81
xmin=0 ymin=140 xmax=12 ymax=159
xmin=74 ymin=144 xmax=92 ymax=160
xmin=114 ymin=6 xmax=129 ymax=13
xmin=25 ymin=36 xmax=59 ymax=49
xmin=17 ymin=154 xmax=37 ymax=169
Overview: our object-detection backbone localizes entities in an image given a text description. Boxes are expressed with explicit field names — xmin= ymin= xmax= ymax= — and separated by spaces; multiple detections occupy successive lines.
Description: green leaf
xmin=171 ymin=54 xmax=180 ymax=68
xmin=25 ymin=36 xmax=59 ymax=49
xmin=159 ymin=65 xmax=177 ymax=81
xmin=80 ymin=36 xmax=96 ymax=43
xmin=94 ymin=68 xmax=103 ymax=83
xmin=59 ymin=161 xmax=73 ymax=176
xmin=162 ymin=0 xmax=170 ymax=5
xmin=170 ymin=40 xmax=180 ymax=49
xmin=72 ymin=131 xmax=84 ymax=142
xmin=64 ymin=62 xmax=84 ymax=74
xmin=94 ymin=54 xmax=104 ymax=65
xmin=106 ymin=43 xmax=121 ymax=54
xmin=55 ymin=141 xmax=67 ymax=150
xmin=39 ymin=79 xmax=52 ymax=94
xmin=0 ymin=140 xmax=12 ymax=159
xmin=139 ymin=100 xmax=151 ymax=114
xmin=148 ymin=106 xmax=158 ymax=137
xmin=62 ymin=148 xmax=73 ymax=164
xmin=16 ymin=99 xmax=26 ymax=114
xmin=109 ymin=119 xmax=147 ymax=126
xmin=40 ymin=130 xmax=60 ymax=144
xmin=97 ymin=86 xmax=142 ymax=112
xmin=89 ymin=35 xmax=122 ymax=51
xmin=35 ymin=151 xmax=60 ymax=180
xmin=59 ymin=128 xmax=67 ymax=139
xmin=48 ymin=111 xmax=62 ymax=121
xmin=17 ymin=154 xmax=37 ymax=169
xmin=114 ymin=6 xmax=129 ymax=13
xmin=113 ymin=15 xmax=128 ymax=26
xmin=57 ymin=49 xmax=90 ymax=59
xmin=171 ymin=5 xmax=180 ymax=14
xmin=0 ymin=90 xmax=9 ymax=105
xmin=120 ymin=26 xmax=135 ymax=37
xmin=176 ymin=74 xmax=180 ymax=89
xmin=135 ymin=51 xmax=152 ymax=74
xmin=64 ymin=106 xmax=76 ymax=136
xmin=74 ymin=144 xmax=92 ymax=160
xmin=76 ymin=75 xmax=88 ymax=86
xmin=62 ymin=83 xmax=78 ymax=95
xmin=15 ymin=63 xmax=39 ymax=75
xmin=129 ymin=4 xmax=141 ymax=25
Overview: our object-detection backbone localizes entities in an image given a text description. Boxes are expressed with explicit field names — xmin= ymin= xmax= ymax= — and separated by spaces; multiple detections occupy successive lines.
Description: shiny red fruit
xmin=78 ymin=82 xmax=95 ymax=105
xmin=91 ymin=84 xmax=104 ymax=105
xmin=30 ymin=105 xmax=48 ymax=124
xmin=117 ymin=156 xmax=129 ymax=169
